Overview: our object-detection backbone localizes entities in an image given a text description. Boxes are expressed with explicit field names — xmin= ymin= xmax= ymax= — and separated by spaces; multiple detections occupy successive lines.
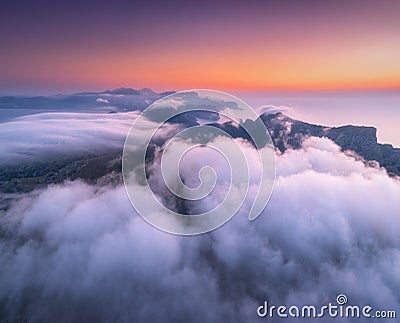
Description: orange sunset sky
xmin=0 ymin=0 xmax=400 ymax=94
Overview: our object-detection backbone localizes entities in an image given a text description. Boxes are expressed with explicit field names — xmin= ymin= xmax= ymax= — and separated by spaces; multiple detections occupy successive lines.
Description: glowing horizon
xmin=1 ymin=1 xmax=400 ymax=94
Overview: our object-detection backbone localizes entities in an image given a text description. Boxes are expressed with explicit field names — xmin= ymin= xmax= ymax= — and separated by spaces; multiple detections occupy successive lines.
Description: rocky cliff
xmin=261 ymin=113 xmax=400 ymax=176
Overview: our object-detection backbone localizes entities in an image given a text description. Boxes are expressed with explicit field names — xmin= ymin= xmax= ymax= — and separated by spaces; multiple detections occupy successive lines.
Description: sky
xmin=1 ymin=0 xmax=400 ymax=93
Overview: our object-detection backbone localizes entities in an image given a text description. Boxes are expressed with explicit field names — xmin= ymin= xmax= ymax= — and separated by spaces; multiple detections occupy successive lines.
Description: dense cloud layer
xmin=0 ymin=111 xmax=185 ymax=167
xmin=1 ymin=135 xmax=399 ymax=322
xmin=0 ymin=112 xmax=137 ymax=165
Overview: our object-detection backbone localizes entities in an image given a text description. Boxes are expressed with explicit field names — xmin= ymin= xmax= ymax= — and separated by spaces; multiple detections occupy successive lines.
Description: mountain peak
xmin=102 ymin=87 xmax=140 ymax=95
xmin=99 ymin=87 xmax=159 ymax=95
xmin=139 ymin=88 xmax=156 ymax=94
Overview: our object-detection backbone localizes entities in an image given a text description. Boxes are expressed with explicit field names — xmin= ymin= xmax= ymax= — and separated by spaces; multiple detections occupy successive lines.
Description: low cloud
xmin=1 ymin=136 xmax=399 ymax=322
xmin=96 ymin=98 xmax=110 ymax=104
xmin=259 ymin=104 xmax=296 ymax=116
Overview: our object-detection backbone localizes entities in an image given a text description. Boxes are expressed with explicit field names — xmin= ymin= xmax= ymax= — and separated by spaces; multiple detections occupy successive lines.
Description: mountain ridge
xmin=0 ymin=88 xmax=176 ymax=121
xmin=263 ymin=112 xmax=400 ymax=175
xmin=1 ymin=111 xmax=399 ymax=195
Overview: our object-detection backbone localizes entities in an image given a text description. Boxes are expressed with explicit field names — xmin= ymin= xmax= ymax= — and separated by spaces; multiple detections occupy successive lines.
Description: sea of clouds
xmin=0 ymin=112 xmax=400 ymax=322
xmin=0 ymin=112 xmax=138 ymax=165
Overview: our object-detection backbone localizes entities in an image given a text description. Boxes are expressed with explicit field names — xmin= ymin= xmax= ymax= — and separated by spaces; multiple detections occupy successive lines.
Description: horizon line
xmin=1 ymin=86 xmax=400 ymax=97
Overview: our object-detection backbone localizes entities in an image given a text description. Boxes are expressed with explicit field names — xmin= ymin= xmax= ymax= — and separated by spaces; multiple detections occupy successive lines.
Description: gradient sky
xmin=1 ymin=0 xmax=400 ymax=93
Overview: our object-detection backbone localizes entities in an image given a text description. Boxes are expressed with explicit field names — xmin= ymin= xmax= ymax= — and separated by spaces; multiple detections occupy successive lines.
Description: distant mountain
xmin=102 ymin=87 xmax=144 ymax=95
xmin=0 ymin=88 xmax=176 ymax=122
xmin=74 ymin=87 xmax=157 ymax=96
